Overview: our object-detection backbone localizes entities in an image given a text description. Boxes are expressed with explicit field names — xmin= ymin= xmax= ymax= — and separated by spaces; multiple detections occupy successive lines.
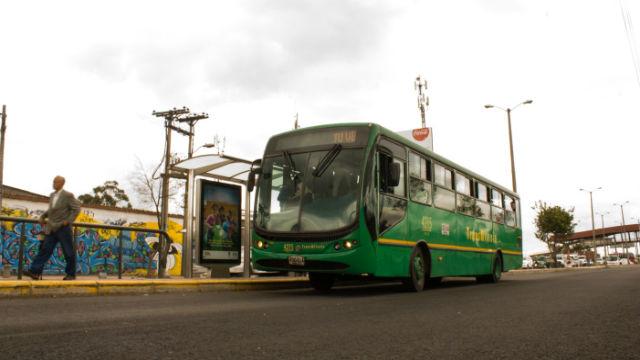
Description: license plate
xmin=288 ymin=255 xmax=305 ymax=266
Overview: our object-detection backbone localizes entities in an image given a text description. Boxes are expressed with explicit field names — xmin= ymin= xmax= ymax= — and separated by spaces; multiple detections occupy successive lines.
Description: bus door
xmin=375 ymin=139 xmax=410 ymax=276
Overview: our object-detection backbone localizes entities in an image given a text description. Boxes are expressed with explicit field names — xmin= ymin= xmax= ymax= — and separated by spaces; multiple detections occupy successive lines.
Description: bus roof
xmin=267 ymin=122 xmax=518 ymax=198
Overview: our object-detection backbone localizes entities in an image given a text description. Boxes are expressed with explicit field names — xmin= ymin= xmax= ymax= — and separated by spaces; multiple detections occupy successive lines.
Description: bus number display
xmin=332 ymin=130 xmax=357 ymax=144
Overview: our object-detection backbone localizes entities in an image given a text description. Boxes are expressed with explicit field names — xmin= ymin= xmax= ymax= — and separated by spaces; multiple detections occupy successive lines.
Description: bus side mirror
xmin=247 ymin=159 xmax=262 ymax=193
xmin=247 ymin=169 xmax=259 ymax=192
xmin=388 ymin=162 xmax=400 ymax=187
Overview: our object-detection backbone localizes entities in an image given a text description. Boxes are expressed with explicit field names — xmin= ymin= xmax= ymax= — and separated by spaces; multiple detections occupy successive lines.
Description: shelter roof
xmin=172 ymin=154 xmax=254 ymax=184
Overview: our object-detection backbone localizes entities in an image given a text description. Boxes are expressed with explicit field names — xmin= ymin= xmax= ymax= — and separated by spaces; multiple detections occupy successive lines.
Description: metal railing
xmin=0 ymin=216 xmax=174 ymax=280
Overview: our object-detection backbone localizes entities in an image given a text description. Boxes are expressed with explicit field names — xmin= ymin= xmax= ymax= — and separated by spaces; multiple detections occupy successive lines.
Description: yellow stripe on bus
xmin=378 ymin=238 xmax=415 ymax=247
xmin=378 ymin=238 xmax=522 ymax=256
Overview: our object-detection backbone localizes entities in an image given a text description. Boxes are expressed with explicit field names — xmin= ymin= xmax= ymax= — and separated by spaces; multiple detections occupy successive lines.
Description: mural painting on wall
xmin=0 ymin=208 xmax=183 ymax=276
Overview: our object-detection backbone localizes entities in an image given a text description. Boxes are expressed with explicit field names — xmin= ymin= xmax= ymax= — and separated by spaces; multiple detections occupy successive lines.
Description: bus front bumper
xmin=252 ymin=247 xmax=371 ymax=275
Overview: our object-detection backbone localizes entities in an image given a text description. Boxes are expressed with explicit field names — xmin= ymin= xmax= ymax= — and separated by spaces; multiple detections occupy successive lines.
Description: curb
xmin=509 ymin=265 xmax=608 ymax=274
xmin=0 ymin=277 xmax=309 ymax=298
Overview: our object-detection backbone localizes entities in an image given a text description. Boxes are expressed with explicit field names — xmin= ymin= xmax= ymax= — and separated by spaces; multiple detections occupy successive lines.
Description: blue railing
xmin=0 ymin=216 xmax=174 ymax=279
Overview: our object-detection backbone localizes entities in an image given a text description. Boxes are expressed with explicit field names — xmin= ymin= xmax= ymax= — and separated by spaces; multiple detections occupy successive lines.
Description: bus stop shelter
xmin=172 ymin=154 xmax=254 ymax=278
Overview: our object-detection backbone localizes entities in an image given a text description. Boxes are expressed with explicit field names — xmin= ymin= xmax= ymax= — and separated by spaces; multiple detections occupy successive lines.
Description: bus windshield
xmin=256 ymin=147 xmax=365 ymax=233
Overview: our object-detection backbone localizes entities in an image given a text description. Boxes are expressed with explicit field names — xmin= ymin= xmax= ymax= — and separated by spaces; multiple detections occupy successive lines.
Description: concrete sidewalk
xmin=0 ymin=276 xmax=309 ymax=297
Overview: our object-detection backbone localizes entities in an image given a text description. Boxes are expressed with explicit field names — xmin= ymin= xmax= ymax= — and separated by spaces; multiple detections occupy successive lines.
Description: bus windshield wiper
xmin=283 ymin=150 xmax=300 ymax=180
xmin=313 ymin=144 xmax=342 ymax=177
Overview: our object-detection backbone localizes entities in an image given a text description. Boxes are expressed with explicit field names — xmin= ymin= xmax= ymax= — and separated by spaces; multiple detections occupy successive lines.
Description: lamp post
xmin=484 ymin=99 xmax=532 ymax=193
xmin=580 ymin=187 xmax=602 ymax=265
xmin=631 ymin=217 xmax=640 ymax=263
xmin=597 ymin=211 xmax=610 ymax=259
xmin=613 ymin=201 xmax=630 ymax=257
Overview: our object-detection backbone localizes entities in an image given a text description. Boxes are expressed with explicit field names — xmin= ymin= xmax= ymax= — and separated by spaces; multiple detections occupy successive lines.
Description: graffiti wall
xmin=0 ymin=202 xmax=184 ymax=277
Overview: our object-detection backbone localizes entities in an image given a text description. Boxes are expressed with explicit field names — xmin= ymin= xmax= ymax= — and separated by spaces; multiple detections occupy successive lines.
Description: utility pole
xmin=152 ymin=107 xmax=189 ymax=278
xmin=598 ymin=212 xmax=609 ymax=259
xmin=176 ymin=112 xmax=208 ymax=279
xmin=580 ymin=187 xmax=601 ymax=264
xmin=178 ymin=112 xmax=209 ymax=158
xmin=613 ymin=202 xmax=629 ymax=258
xmin=152 ymin=108 xmax=208 ymax=278
xmin=0 ymin=105 xmax=6 ymax=210
xmin=294 ymin=113 xmax=299 ymax=129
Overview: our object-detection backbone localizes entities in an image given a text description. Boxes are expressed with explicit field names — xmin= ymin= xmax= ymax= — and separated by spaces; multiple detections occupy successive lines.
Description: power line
xmin=619 ymin=0 xmax=640 ymax=89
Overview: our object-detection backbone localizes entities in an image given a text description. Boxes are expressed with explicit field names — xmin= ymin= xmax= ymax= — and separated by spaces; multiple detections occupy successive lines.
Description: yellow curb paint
xmin=30 ymin=280 xmax=98 ymax=288
xmin=0 ymin=277 xmax=310 ymax=297
xmin=0 ymin=281 xmax=31 ymax=288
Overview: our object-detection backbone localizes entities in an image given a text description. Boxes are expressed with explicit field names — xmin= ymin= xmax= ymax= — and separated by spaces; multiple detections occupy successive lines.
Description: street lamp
xmin=484 ymin=99 xmax=533 ymax=193
xmin=596 ymin=211 xmax=610 ymax=259
xmin=580 ymin=187 xmax=602 ymax=265
xmin=631 ymin=216 xmax=640 ymax=263
xmin=613 ymin=201 xmax=630 ymax=257
xmin=192 ymin=143 xmax=216 ymax=156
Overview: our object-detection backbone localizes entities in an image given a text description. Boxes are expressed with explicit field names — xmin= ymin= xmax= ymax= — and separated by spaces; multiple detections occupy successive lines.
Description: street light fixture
xmin=613 ymin=201 xmax=630 ymax=257
xmin=580 ymin=187 xmax=602 ymax=265
xmin=484 ymin=99 xmax=533 ymax=193
xmin=192 ymin=143 xmax=216 ymax=156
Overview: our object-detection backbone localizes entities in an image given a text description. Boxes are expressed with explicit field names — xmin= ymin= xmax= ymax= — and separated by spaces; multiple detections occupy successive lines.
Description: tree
xmin=127 ymin=158 xmax=183 ymax=225
xmin=128 ymin=157 xmax=184 ymax=277
xmin=79 ymin=180 xmax=132 ymax=208
xmin=533 ymin=201 xmax=576 ymax=266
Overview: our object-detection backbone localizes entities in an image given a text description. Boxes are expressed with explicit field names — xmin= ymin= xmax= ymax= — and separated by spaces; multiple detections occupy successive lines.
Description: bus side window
xmin=378 ymin=149 xmax=407 ymax=234
xmin=455 ymin=173 xmax=475 ymax=216
xmin=433 ymin=163 xmax=455 ymax=211
xmin=490 ymin=189 xmax=504 ymax=224
xmin=473 ymin=181 xmax=491 ymax=220
xmin=379 ymin=151 xmax=405 ymax=197
xmin=504 ymin=195 xmax=517 ymax=227
xmin=409 ymin=152 xmax=432 ymax=205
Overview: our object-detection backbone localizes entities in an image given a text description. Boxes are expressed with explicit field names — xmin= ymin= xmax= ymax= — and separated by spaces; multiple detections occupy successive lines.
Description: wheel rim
xmin=414 ymin=253 xmax=425 ymax=283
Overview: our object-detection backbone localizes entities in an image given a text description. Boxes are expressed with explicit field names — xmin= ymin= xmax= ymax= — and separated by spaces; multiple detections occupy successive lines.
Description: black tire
xmin=402 ymin=247 xmax=427 ymax=292
xmin=476 ymin=254 xmax=502 ymax=284
xmin=309 ymin=273 xmax=335 ymax=292
xmin=427 ymin=277 xmax=443 ymax=287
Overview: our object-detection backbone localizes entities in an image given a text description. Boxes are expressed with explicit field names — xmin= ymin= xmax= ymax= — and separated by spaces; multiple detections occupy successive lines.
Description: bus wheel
xmin=309 ymin=273 xmax=335 ymax=292
xmin=476 ymin=254 xmax=502 ymax=284
xmin=403 ymin=247 xmax=427 ymax=292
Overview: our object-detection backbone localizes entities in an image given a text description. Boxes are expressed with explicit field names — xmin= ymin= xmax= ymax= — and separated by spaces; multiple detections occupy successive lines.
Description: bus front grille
xmin=256 ymin=259 xmax=349 ymax=271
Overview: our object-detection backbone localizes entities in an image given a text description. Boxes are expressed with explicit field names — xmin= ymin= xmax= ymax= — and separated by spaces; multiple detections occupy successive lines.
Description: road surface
xmin=1 ymin=266 xmax=639 ymax=359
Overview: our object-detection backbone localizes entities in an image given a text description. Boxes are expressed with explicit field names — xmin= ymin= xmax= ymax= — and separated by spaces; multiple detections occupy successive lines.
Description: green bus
xmin=248 ymin=123 xmax=522 ymax=291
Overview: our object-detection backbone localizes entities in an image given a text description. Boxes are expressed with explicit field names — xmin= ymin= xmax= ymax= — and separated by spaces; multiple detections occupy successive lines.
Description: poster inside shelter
xmin=199 ymin=181 xmax=241 ymax=263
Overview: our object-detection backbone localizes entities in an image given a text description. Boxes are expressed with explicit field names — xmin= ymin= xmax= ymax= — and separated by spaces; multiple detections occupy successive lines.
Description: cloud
xmin=76 ymin=0 xmax=397 ymax=104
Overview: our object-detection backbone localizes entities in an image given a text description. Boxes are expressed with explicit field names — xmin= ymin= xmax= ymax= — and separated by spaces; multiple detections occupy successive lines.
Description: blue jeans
xmin=29 ymin=225 xmax=76 ymax=276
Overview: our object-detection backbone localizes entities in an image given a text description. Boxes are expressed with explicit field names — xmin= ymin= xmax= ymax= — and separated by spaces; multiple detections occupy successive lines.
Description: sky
xmin=1 ymin=0 xmax=640 ymax=254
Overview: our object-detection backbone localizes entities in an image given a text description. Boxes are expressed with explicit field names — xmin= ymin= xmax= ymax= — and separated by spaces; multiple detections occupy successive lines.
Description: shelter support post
xmin=182 ymin=169 xmax=195 ymax=278
xmin=243 ymin=187 xmax=251 ymax=277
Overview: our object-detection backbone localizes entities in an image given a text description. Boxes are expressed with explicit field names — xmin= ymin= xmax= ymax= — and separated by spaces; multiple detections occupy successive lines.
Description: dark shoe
xmin=23 ymin=270 xmax=42 ymax=280
xmin=63 ymin=275 xmax=76 ymax=281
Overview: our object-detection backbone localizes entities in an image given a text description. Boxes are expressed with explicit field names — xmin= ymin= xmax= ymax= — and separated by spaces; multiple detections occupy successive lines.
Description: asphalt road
xmin=1 ymin=266 xmax=639 ymax=360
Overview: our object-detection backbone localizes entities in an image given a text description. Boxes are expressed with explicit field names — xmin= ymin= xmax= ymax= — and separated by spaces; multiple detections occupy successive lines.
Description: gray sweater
xmin=39 ymin=189 xmax=81 ymax=233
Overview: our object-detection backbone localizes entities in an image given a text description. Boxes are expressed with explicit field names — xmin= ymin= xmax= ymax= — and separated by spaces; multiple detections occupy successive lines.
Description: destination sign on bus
xmin=267 ymin=127 xmax=369 ymax=153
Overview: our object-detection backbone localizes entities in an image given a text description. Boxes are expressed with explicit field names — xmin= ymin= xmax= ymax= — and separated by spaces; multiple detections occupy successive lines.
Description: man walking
xmin=24 ymin=176 xmax=81 ymax=280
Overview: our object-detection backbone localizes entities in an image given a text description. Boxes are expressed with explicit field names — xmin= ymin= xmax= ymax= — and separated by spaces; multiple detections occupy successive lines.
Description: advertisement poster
xmin=398 ymin=127 xmax=433 ymax=151
xmin=199 ymin=180 xmax=242 ymax=264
